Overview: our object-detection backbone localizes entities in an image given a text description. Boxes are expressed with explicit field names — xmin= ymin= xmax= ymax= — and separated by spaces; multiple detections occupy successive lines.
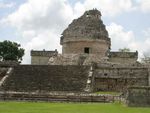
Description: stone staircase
xmin=0 ymin=68 xmax=13 ymax=87
xmin=0 ymin=68 xmax=8 ymax=81
xmin=1 ymin=65 xmax=90 ymax=92
xmin=84 ymin=66 xmax=95 ymax=92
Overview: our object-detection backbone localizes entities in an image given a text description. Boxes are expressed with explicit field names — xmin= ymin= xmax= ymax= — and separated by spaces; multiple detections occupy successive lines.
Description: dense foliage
xmin=0 ymin=40 xmax=24 ymax=62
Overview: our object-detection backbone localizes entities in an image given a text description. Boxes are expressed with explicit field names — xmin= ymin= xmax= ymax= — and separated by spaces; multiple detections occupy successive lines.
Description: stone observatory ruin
xmin=60 ymin=9 xmax=110 ymax=56
xmin=31 ymin=9 xmax=138 ymax=65
xmin=0 ymin=9 xmax=150 ymax=107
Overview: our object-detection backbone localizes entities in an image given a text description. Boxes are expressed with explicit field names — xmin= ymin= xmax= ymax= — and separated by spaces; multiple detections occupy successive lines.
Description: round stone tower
xmin=60 ymin=9 xmax=111 ymax=58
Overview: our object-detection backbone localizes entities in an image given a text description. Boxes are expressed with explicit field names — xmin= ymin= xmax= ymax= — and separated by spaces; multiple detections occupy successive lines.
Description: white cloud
xmin=73 ymin=0 xmax=150 ymax=17
xmin=106 ymin=23 xmax=135 ymax=50
xmin=22 ymin=31 xmax=61 ymax=63
xmin=143 ymin=28 xmax=150 ymax=37
xmin=1 ymin=0 xmax=74 ymax=64
xmin=3 ymin=0 xmax=73 ymax=31
xmin=74 ymin=0 xmax=150 ymax=17
xmin=138 ymin=28 xmax=150 ymax=56
xmin=107 ymin=23 xmax=150 ymax=59
xmin=74 ymin=0 xmax=136 ymax=17
xmin=1 ymin=0 xmax=150 ymax=63
xmin=73 ymin=2 xmax=85 ymax=18
xmin=0 ymin=2 xmax=15 ymax=8
xmin=139 ymin=0 xmax=150 ymax=13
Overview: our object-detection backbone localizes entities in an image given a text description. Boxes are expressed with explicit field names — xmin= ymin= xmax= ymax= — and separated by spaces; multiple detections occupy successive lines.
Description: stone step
xmin=1 ymin=65 xmax=90 ymax=92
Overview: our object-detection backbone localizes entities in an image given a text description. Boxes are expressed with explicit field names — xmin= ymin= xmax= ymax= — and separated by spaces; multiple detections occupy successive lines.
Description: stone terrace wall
xmin=31 ymin=50 xmax=58 ymax=65
xmin=0 ymin=65 xmax=90 ymax=92
xmin=0 ymin=61 xmax=19 ymax=67
xmin=126 ymin=86 xmax=150 ymax=107
xmin=0 ymin=92 xmax=116 ymax=103
xmin=94 ymin=67 xmax=148 ymax=92
xmin=109 ymin=51 xmax=138 ymax=64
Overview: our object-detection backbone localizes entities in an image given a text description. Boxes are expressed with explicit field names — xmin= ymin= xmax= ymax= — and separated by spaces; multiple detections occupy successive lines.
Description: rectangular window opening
xmin=84 ymin=47 xmax=90 ymax=54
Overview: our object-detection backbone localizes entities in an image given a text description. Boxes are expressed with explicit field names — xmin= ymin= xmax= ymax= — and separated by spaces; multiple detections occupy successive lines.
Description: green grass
xmin=0 ymin=102 xmax=150 ymax=113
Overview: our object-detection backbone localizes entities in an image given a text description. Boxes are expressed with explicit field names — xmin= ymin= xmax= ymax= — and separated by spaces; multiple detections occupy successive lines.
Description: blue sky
xmin=0 ymin=0 xmax=150 ymax=63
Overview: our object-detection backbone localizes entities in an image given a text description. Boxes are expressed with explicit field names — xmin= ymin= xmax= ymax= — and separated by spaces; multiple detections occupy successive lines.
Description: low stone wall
xmin=126 ymin=86 xmax=150 ymax=107
xmin=48 ymin=54 xmax=105 ymax=65
xmin=109 ymin=51 xmax=138 ymax=64
xmin=0 ymin=91 xmax=116 ymax=103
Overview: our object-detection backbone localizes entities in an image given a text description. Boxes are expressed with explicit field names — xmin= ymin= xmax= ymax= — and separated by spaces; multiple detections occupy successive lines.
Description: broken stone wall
xmin=126 ymin=86 xmax=150 ymax=107
xmin=94 ymin=67 xmax=148 ymax=92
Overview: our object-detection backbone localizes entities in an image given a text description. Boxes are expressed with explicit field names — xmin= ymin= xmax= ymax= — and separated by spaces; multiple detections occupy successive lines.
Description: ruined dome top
xmin=84 ymin=9 xmax=101 ymax=16
xmin=61 ymin=9 xmax=110 ymax=44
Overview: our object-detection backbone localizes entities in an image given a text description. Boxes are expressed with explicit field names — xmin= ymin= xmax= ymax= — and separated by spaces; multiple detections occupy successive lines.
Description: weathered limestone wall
xmin=126 ymin=86 xmax=150 ymax=107
xmin=149 ymin=69 xmax=150 ymax=86
xmin=141 ymin=64 xmax=150 ymax=86
xmin=109 ymin=51 xmax=138 ymax=64
xmin=31 ymin=50 xmax=58 ymax=65
xmin=48 ymin=54 xmax=107 ymax=65
xmin=109 ymin=57 xmax=137 ymax=64
xmin=62 ymin=40 xmax=110 ymax=56
xmin=31 ymin=56 xmax=49 ymax=65
xmin=147 ymin=66 xmax=150 ymax=86
xmin=94 ymin=67 xmax=148 ymax=92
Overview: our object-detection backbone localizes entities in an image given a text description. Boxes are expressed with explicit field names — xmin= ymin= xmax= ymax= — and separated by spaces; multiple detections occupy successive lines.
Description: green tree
xmin=119 ymin=48 xmax=130 ymax=52
xmin=0 ymin=40 xmax=24 ymax=62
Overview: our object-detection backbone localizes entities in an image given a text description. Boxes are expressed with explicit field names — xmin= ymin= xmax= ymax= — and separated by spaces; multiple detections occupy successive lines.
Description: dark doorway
xmin=84 ymin=47 xmax=90 ymax=54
